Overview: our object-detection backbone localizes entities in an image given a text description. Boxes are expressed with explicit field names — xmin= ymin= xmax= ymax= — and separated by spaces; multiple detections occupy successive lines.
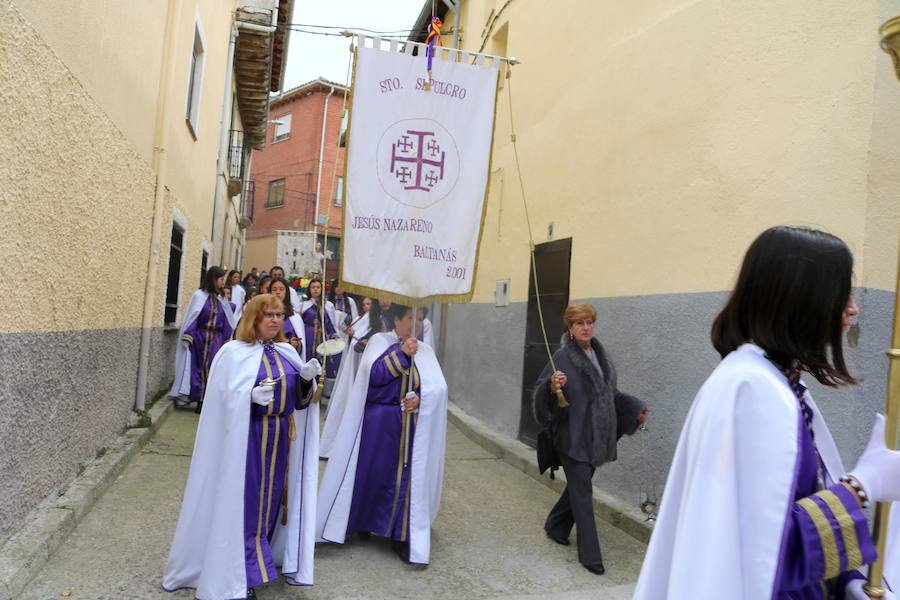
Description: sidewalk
xmin=20 ymin=408 xmax=645 ymax=599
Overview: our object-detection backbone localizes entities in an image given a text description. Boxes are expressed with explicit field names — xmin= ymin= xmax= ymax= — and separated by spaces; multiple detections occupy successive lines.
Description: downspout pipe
xmin=135 ymin=0 xmax=183 ymax=412
xmin=441 ymin=0 xmax=460 ymax=49
xmin=313 ymin=84 xmax=336 ymax=235
xmin=212 ymin=23 xmax=238 ymax=264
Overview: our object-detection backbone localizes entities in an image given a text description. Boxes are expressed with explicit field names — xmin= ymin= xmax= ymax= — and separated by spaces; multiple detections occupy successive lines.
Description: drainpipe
xmin=314 ymin=83 xmax=336 ymax=235
xmin=441 ymin=0 xmax=461 ymax=49
xmin=135 ymin=0 xmax=183 ymax=412
xmin=212 ymin=24 xmax=239 ymax=265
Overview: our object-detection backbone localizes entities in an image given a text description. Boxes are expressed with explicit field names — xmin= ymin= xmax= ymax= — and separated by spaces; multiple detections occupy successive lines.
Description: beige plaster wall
xmin=244 ymin=235 xmax=278 ymax=275
xmin=0 ymin=0 xmax=156 ymax=333
xmin=455 ymin=0 xmax=898 ymax=303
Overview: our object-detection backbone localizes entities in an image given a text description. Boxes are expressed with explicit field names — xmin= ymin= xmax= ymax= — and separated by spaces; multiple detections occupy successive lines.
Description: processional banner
xmin=340 ymin=37 xmax=500 ymax=303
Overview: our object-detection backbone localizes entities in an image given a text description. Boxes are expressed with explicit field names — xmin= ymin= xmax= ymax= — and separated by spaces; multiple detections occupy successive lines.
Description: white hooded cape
xmin=298 ymin=299 xmax=338 ymax=345
xmin=231 ymin=285 xmax=246 ymax=321
xmin=634 ymin=344 xmax=847 ymax=600
xmin=319 ymin=313 xmax=372 ymax=458
xmin=315 ymin=332 xmax=448 ymax=564
xmin=168 ymin=290 xmax=237 ymax=398
xmin=421 ymin=317 xmax=435 ymax=349
xmin=163 ymin=340 xmax=320 ymax=598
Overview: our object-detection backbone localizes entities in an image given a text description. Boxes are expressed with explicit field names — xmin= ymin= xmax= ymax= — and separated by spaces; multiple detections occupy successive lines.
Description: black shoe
xmin=583 ymin=562 xmax=605 ymax=575
xmin=392 ymin=540 xmax=410 ymax=562
xmin=194 ymin=401 xmax=203 ymax=414
xmin=545 ymin=529 xmax=570 ymax=546
xmin=246 ymin=588 xmax=257 ymax=599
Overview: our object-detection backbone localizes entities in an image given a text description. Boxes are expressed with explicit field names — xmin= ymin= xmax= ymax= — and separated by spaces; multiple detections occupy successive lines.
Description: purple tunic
xmin=773 ymin=412 xmax=876 ymax=598
xmin=301 ymin=302 xmax=336 ymax=362
xmin=242 ymin=347 xmax=310 ymax=588
xmin=282 ymin=318 xmax=303 ymax=358
xmin=182 ymin=296 xmax=234 ymax=401
xmin=346 ymin=343 xmax=421 ymax=541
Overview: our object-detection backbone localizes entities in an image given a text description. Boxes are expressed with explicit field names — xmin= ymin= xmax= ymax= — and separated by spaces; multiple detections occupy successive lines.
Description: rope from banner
xmin=505 ymin=63 xmax=568 ymax=407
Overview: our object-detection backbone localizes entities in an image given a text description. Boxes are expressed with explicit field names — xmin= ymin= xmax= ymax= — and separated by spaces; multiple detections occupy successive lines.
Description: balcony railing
xmin=240 ymin=180 xmax=255 ymax=228
xmin=228 ymin=129 xmax=248 ymax=196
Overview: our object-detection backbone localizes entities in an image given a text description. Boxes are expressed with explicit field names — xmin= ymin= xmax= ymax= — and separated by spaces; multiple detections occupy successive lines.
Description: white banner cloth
xmin=341 ymin=40 xmax=499 ymax=302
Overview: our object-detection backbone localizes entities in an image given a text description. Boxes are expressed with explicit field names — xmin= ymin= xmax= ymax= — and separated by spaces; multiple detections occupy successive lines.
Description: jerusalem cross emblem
xmin=389 ymin=130 xmax=445 ymax=192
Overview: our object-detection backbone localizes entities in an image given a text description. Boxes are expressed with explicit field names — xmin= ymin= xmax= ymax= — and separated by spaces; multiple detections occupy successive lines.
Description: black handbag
xmin=537 ymin=428 xmax=560 ymax=479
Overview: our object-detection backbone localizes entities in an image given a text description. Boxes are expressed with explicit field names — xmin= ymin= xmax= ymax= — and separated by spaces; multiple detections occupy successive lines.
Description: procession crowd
xmin=160 ymin=227 xmax=900 ymax=600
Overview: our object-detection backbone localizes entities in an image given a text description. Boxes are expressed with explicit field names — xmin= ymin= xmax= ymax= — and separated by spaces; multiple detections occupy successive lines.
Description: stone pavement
xmin=21 ymin=408 xmax=645 ymax=600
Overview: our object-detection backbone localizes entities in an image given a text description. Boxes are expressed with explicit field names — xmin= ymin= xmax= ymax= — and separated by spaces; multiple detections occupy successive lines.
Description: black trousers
xmin=544 ymin=453 xmax=602 ymax=565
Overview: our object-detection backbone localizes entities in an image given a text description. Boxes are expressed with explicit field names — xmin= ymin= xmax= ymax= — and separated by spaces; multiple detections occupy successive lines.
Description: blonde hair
xmin=235 ymin=294 xmax=287 ymax=343
xmin=563 ymin=303 xmax=597 ymax=329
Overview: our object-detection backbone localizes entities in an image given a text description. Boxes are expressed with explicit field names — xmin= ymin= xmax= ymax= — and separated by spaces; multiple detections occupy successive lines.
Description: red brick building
xmin=244 ymin=77 xmax=348 ymax=278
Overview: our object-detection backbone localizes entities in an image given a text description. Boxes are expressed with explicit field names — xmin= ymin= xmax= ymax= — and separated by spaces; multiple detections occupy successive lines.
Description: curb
xmin=446 ymin=401 xmax=654 ymax=545
xmin=0 ymin=399 xmax=174 ymax=600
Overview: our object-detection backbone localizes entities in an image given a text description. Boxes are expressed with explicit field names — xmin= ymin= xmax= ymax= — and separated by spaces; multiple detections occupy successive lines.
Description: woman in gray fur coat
xmin=533 ymin=303 xmax=649 ymax=575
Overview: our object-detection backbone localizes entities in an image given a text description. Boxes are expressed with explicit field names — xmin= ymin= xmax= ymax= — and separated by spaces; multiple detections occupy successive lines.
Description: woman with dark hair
xmin=227 ymin=270 xmax=245 ymax=317
xmin=258 ymin=276 xmax=272 ymax=296
xmin=270 ymin=277 xmax=305 ymax=358
xmin=533 ymin=303 xmax=647 ymax=575
xmin=298 ymin=278 xmax=338 ymax=363
xmin=169 ymin=266 xmax=237 ymax=413
xmin=164 ymin=294 xmax=321 ymax=599
xmin=317 ymin=304 xmax=449 ymax=565
xmin=635 ymin=226 xmax=900 ymax=600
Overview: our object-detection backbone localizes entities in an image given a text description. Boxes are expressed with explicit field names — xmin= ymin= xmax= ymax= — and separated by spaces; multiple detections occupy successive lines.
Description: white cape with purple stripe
xmin=634 ymin=344 xmax=845 ymax=600
xmin=316 ymin=332 xmax=448 ymax=564
xmin=163 ymin=340 xmax=320 ymax=599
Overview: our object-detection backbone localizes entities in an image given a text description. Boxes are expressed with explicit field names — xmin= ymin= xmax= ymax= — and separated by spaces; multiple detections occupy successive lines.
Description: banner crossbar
xmin=354 ymin=34 xmax=519 ymax=67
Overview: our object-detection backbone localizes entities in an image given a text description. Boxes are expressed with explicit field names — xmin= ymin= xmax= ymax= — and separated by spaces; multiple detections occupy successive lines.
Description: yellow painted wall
xmin=451 ymin=0 xmax=899 ymax=303
xmin=3 ymin=0 xmax=245 ymax=331
xmin=244 ymin=235 xmax=278 ymax=275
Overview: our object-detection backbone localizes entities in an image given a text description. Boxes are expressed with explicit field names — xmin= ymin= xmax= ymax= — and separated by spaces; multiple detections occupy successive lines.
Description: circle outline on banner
xmin=376 ymin=117 xmax=461 ymax=209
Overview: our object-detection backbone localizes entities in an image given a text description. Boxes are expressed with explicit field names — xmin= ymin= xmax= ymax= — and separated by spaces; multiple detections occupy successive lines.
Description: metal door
xmin=518 ymin=238 xmax=572 ymax=447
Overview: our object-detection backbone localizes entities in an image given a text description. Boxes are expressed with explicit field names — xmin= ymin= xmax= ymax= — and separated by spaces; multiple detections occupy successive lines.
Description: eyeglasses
xmin=263 ymin=311 xmax=285 ymax=320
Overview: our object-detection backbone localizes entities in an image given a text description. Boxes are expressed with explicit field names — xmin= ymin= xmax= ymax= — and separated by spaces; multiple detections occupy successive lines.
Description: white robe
xmin=320 ymin=313 xmax=371 ymax=458
xmin=316 ymin=332 xmax=448 ymax=564
xmin=298 ymin=299 xmax=338 ymax=351
xmin=288 ymin=287 xmax=302 ymax=313
xmin=285 ymin=314 xmax=308 ymax=361
xmin=634 ymin=344 xmax=849 ymax=600
xmin=163 ymin=341 xmax=320 ymax=597
xmin=231 ymin=285 xmax=246 ymax=320
xmin=168 ymin=290 xmax=237 ymax=399
xmin=421 ymin=317 xmax=435 ymax=349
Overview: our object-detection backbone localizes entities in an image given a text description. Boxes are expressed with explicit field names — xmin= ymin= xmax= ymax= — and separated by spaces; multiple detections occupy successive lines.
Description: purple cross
xmin=426 ymin=138 xmax=440 ymax=157
xmin=389 ymin=129 xmax=445 ymax=192
xmin=396 ymin=166 xmax=412 ymax=183
xmin=397 ymin=135 xmax=414 ymax=153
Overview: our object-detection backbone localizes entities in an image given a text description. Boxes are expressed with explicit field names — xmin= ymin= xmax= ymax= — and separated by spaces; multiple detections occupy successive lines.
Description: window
xmin=339 ymin=109 xmax=348 ymax=147
xmin=266 ymin=179 xmax=285 ymax=208
xmin=199 ymin=250 xmax=208 ymax=288
xmin=335 ymin=176 xmax=344 ymax=206
xmin=273 ymin=113 xmax=292 ymax=142
xmin=164 ymin=225 xmax=185 ymax=325
xmin=185 ymin=23 xmax=205 ymax=137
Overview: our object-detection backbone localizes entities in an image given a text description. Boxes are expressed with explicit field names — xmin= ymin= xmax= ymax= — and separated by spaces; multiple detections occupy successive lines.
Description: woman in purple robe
xmin=299 ymin=278 xmax=337 ymax=362
xmin=345 ymin=304 xmax=424 ymax=561
xmin=180 ymin=267 xmax=234 ymax=413
xmin=634 ymin=227 xmax=900 ymax=600
xmin=163 ymin=294 xmax=322 ymax=599
xmin=270 ymin=277 xmax=303 ymax=358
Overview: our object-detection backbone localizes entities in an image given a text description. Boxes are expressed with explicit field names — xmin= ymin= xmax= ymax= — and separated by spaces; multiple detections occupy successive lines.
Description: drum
xmin=316 ymin=338 xmax=347 ymax=357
